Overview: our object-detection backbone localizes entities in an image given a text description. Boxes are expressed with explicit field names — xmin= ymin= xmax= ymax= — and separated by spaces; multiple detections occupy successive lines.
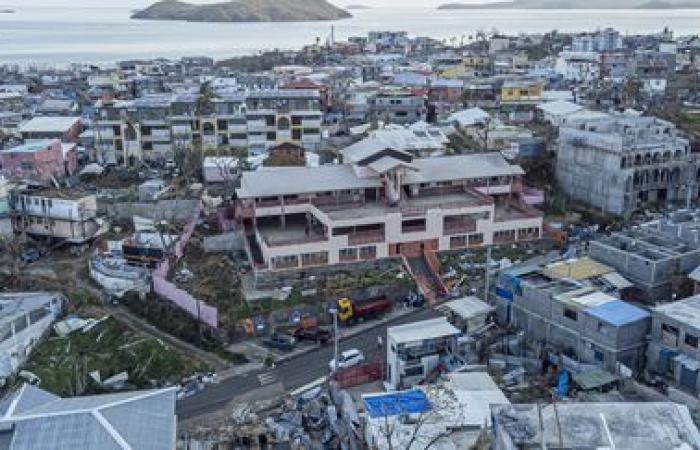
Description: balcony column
xmin=280 ymin=195 xmax=286 ymax=229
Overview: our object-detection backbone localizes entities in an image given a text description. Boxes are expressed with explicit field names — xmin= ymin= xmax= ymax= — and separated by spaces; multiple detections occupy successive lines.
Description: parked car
xmin=20 ymin=247 xmax=41 ymax=263
xmin=329 ymin=348 xmax=365 ymax=371
xmin=263 ymin=332 xmax=296 ymax=351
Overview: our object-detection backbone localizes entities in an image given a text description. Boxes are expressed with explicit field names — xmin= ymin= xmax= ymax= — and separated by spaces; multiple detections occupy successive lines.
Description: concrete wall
xmin=202 ymin=231 xmax=245 ymax=253
xmin=100 ymin=199 xmax=199 ymax=222
xmin=253 ymin=257 xmax=404 ymax=290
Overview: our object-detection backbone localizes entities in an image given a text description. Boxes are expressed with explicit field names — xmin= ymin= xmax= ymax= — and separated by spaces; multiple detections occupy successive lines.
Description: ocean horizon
xmin=1 ymin=6 xmax=699 ymax=66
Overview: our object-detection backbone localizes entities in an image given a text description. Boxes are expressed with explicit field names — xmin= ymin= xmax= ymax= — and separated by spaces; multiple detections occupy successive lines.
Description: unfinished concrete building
xmin=589 ymin=211 xmax=700 ymax=302
xmin=557 ymin=114 xmax=697 ymax=216
xmin=496 ymin=258 xmax=650 ymax=374
xmin=648 ymin=295 xmax=700 ymax=395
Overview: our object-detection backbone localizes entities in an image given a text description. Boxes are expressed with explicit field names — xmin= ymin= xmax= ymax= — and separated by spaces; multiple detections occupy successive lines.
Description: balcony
xmin=402 ymin=224 xmax=427 ymax=234
xmin=348 ymin=230 xmax=385 ymax=246
xmin=443 ymin=220 xmax=477 ymax=235
xmin=256 ymin=214 xmax=328 ymax=249
xmin=494 ymin=202 xmax=542 ymax=222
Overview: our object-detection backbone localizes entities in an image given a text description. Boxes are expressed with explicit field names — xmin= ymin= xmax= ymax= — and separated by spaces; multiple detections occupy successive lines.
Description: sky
xmin=10 ymin=0 xmax=490 ymax=8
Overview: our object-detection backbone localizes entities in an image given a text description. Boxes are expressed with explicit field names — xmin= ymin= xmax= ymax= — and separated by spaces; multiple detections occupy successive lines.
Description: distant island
xmin=346 ymin=4 xmax=373 ymax=9
xmin=438 ymin=0 xmax=700 ymax=8
xmin=0 ymin=9 xmax=15 ymax=13
xmin=132 ymin=0 xmax=352 ymax=22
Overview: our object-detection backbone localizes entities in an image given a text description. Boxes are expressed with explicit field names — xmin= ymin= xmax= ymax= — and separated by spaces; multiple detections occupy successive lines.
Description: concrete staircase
xmin=405 ymin=254 xmax=446 ymax=305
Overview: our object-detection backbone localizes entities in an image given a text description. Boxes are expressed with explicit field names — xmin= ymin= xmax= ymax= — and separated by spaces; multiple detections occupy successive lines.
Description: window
xmin=339 ymin=248 xmax=357 ymax=261
xmin=450 ymin=235 xmax=467 ymax=249
xmin=359 ymin=246 xmax=376 ymax=260
xmin=404 ymin=366 xmax=424 ymax=377
xmin=564 ymin=308 xmax=578 ymax=321
xmin=685 ymin=334 xmax=698 ymax=348
xmin=594 ymin=350 xmax=604 ymax=363
xmin=20 ymin=160 xmax=34 ymax=170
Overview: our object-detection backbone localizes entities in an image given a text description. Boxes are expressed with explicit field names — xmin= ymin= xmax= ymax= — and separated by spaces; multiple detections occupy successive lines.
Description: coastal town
xmin=2 ymin=23 xmax=700 ymax=449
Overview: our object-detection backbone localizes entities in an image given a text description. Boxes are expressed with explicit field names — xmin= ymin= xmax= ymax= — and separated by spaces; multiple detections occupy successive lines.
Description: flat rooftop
xmin=654 ymin=295 xmax=700 ymax=329
xmin=543 ymin=257 xmax=613 ymax=281
xmin=492 ymin=402 xmax=700 ymax=449
xmin=388 ymin=317 xmax=460 ymax=343
xmin=18 ymin=116 xmax=80 ymax=133
xmin=2 ymin=139 xmax=57 ymax=154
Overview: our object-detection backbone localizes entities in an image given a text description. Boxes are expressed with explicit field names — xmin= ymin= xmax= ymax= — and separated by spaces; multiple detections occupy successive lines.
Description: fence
xmin=333 ymin=361 xmax=384 ymax=389
xmin=152 ymin=201 xmax=219 ymax=328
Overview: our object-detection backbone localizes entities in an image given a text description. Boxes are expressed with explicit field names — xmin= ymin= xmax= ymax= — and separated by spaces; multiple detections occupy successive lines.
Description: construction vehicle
xmin=336 ymin=296 xmax=392 ymax=325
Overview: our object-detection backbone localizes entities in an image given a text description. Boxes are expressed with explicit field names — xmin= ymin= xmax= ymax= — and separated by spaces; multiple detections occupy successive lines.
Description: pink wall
xmin=151 ymin=201 xmax=219 ymax=328
xmin=0 ymin=140 xmax=64 ymax=180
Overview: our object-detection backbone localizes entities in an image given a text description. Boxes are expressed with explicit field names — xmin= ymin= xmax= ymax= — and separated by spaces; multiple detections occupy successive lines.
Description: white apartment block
xmin=10 ymin=188 xmax=100 ymax=243
xmin=236 ymin=147 xmax=543 ymax=272
xmin=93 ymin=89 xmax=323 ymax=163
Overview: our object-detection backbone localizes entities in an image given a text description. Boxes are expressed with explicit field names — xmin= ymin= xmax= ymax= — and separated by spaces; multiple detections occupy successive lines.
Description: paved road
xmin=177 ymin=307 xmax=440 ymax=420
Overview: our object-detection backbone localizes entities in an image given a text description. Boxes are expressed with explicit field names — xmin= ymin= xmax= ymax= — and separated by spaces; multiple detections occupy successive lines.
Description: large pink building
xmin=0 ymin=139 xmax=75 ymax=180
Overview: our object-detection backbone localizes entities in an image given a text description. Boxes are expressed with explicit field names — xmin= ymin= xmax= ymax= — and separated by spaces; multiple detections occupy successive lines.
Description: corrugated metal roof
xmin=0 ymin=385 xmax=176 ymax=450
xmin=585 ymin=300 xmax=650 ymax=326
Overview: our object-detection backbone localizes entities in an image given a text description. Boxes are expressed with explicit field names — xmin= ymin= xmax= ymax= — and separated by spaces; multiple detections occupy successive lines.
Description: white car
xmin=329 ymin=348 xmax=365 ymax=372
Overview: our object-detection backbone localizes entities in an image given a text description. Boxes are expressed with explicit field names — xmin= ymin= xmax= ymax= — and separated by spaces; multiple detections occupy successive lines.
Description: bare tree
xmin=372 ymin=387 xmax=472 ymax=450
xmin=0 ymin=234 xmax=27 ymax=289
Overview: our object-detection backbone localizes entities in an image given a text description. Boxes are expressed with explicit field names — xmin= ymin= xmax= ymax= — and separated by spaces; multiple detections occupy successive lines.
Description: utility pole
xmin=484 ymin=245 xmax=492 ymax=304
xmin=329 ymin=303 xmax=339 ymax=374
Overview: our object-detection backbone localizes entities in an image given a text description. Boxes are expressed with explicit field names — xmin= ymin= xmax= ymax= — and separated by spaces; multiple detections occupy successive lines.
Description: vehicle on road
xmin=336 ymin=296 xmax=392 ymax=325
xmin=263 ymin=332 xmax=296 ymax=351
xmin=293 ymin=326 xmax=332 ymax=344
xmin=329 ymin=348 xmax=365 ymax=371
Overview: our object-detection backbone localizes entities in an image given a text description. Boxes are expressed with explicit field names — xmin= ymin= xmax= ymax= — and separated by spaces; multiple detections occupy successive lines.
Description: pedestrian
xmin=377 ymin=335 xmax=383 ymax=349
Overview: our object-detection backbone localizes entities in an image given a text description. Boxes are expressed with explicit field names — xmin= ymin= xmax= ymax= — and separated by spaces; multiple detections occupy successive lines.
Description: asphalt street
xmin=177 ymin=307 xmax=439 ymax=420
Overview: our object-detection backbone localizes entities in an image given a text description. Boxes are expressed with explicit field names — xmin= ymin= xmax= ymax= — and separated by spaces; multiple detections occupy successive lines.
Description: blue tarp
xmin=363 ymin=389 xmax=432 ymax=418
xmin=496 ymin=286 xmax=513 ymax=301
xmin=585 ymin=300 xmax=650 ymax=327
xmin=557 ymin=370 xmax=570 ymax=397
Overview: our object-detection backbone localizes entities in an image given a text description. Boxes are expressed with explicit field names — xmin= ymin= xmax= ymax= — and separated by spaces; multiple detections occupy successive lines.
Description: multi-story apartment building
xmin=236 ymin=148 xmax=542 ymax=273
xmin=93 ymin=89 xmax=323 ymax=163
xmin=9 ymin=187 xmax=101 ymax=243
xmin=571 ymin=28 xmax=624 ymax=53
xmin=557 ymin=114 xmax=697 ymax=216
xmin=244 ymin=89 xmax=323 ymax=154
xmin=555 ymin=52 xmax=601 ymax=82
xmin=370 ymin=88 xmax=425 ymax=124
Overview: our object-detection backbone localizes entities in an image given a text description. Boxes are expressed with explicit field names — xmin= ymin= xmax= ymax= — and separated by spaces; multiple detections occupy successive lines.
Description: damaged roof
xmin=0 ymin=384 xmax=176 ymax=450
